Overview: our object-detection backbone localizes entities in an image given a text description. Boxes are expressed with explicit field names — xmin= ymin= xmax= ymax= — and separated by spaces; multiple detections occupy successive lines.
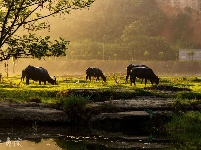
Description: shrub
xmin=60 ymin=94 xmax=90 ymax=124
xmin=166 ymin=111 xmax=201 ymax=132
xmin=176 ymin=91 xmax=201 ymax=100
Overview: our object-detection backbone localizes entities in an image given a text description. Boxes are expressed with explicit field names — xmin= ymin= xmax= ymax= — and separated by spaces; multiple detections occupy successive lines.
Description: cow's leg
xmin=97 ymin=76 xmax=100 ymax=81
xmin=134 ymin=77 xmax=137 ymax=86
xmin=89 ymin=76 xmax=91 ymax=81
xmin=44 ymin=81 xmax=46 ymax=85
xmin=130 ymin=77 xmax=133 ymax=86
xmin=26 ymin=78 xmax=29 ymax=85
xmin=141 ymin=78 xmax=144 ymax=84
xmin=126 ymin=75 xmax=129 ymax=82
xmin=86 ymin=75 xmax=88 ymax=80
xmin=39 ymin=80 xmax=41 ymax=85
xmin=130 ymin=77 xmax=136 ymax=86
xmin=145 ymin=78 xmax=147 ymax=86
xmin=150 ymin=79 xmax=153 ymax=85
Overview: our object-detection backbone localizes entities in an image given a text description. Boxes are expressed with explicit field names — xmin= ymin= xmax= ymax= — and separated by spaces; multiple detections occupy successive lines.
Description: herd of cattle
xmin=21 ymin=64 xmax=159 ymax=86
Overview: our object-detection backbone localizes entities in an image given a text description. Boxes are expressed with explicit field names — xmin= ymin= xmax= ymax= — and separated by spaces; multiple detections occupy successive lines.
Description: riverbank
xmin=0 ymin=84 xmax=199 ymax=128
xmin=0 ymin=96 xmax=173 ymax=131
xmin=0 ymin=95 xmax=173 ymax=121
xmin=0 ymin=82 xmax=181 ymax=127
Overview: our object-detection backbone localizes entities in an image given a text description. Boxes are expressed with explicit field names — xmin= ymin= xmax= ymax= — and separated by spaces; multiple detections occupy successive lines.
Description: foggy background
xmin=17 ymin=0 xmax=201 ymax=61
xmin=1 ymin=59 xmax=201 ymax=78
xmin=10 ymin=0 xmax=201 ymax=77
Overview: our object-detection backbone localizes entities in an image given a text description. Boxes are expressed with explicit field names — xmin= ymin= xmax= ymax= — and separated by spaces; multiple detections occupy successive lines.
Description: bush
xmin=176 ymin=91 xmax=201 ymax=100
xmin=60 ymin=94 xmax=90 ymax=124
xmin=166 ymin=111 xmax=201 ymax=132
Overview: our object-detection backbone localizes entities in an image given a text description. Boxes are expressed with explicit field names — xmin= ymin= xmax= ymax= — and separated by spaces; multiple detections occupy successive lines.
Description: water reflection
xmin=55 ymin=134 xmax=171 ymax=150
xmin=0 ymin=139 xmax=61 ymax=150
xmin=0 ymin=132 xmax=172 ymax=150
xmin=0 ymin=136 xmax=171 ymax=150
xmin=0 ymin=124 xmax=198 ymax=149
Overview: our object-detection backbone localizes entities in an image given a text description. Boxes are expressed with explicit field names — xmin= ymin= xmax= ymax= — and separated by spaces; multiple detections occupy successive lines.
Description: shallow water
xmin=0 ymin=124 xmax=198 ymax=150
xmin=0 ymin=139 xmax=61 ymax=150
xmin=0 ymin=138 xmax=170 ymax=150
xmin=0 ymin=132 xmax=172 ymax=150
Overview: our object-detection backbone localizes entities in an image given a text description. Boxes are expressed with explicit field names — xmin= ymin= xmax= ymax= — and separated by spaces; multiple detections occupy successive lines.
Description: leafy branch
xmin=0 ymin=0 xmax=95 ymax=61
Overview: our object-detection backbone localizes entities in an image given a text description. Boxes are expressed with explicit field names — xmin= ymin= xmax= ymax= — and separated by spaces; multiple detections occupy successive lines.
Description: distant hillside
xmin=22 ymin=0 xmax=201 ymax=61
xmin=159 ymin=4 xmax=201 ymax=45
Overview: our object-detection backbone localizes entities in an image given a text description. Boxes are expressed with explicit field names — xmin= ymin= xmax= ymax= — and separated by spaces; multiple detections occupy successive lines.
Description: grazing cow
xmin=22 ymin=65 xmax=56 ymax=85
xmin=86 ymin=67 xmax=106 ymax=82
xmin=126 ymin=64 xmax=148 ymax=81
xmin=130 ymin=66 xmax=159 ymax=86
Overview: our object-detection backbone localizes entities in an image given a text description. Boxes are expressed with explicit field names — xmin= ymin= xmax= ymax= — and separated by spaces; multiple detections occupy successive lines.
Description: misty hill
xmin=35 ymin=0 xmax=201 ymax=61
xmin=47 ymin=0 xmax=201 ymax=44
xmin=159 ymin=3 xmax=201 ymax=45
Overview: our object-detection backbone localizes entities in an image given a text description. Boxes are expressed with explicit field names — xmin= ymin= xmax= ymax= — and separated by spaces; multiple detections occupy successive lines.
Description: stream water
xmin=0 ymin=124 xmax=198 ymax=150
xmin=0 ymin=134 xmax=172 ymax=150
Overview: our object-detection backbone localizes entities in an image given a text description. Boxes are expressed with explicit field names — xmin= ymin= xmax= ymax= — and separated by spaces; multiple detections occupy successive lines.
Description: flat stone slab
xmin=97 ymin=111 xmax=150 ymax=119
xmin=92 ymin=110 xmax=172 ymax=121
xmin=89 ymin=97 xmax=174 ymax=110
xmin=0 ymin=102 xmax=68 ymax=123
xmin=0 ymin=96 xmax=174 ymax=124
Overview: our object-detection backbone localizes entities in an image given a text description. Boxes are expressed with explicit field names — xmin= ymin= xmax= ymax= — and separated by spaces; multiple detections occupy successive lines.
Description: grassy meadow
xmin=1 ymin=74 xmax=201 ymax=103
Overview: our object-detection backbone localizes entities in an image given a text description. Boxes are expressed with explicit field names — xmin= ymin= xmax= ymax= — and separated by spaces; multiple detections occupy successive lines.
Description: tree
xmin=144 ymin=50 xmax=149 ymax=60
xmin=171 ymin=12 xmax=192 ymax=46
xmin=159 ymin=51 xmax=164 ymax=60
xmin=188 ymin=50 xmax=195 ymax=61
xmin=0 ymin=0 xmax=95 ymax=61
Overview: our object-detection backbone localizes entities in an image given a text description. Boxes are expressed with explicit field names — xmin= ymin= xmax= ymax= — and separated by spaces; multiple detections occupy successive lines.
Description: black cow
xmin=130 ymin=66 xmax=159 ymax=86
xmin=22 ymin=65 xmax=56 ymax=85
xmin=126 ymin=64 xmax=147 ymax=82
xmin=86 ymin=67 xmax=106 ymax=82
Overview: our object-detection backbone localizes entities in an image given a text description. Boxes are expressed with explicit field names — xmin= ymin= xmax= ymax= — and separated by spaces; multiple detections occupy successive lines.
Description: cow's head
xmin=49 ymin=76 xmax=57 ymax=85
xmin=154 ymin=76 xmax=159 ymax=85
xmin=102 ymin=76 xmax=106 ymax=82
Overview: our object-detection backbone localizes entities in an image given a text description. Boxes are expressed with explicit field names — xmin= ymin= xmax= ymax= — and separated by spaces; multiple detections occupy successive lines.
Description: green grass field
xmin=1 ymin=74 xmax=201 ymax=103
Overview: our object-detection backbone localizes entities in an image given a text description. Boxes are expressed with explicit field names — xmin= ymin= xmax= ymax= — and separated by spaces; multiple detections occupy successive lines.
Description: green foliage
xmin=56 ymin=0 xmax=201 ymax=61
xmin=134 ymin=88 xmax=152 ymax=96
xmin=171 ymin=98 xmax=190 ymax=112
xmin=171 ymin=12 xmax=193 ymax=48
xmin=68 ymin=39 xmax=102 ymax=60
xmin=67 ymin=0 xmax=178 ymax=61
xmin=0 ymin=0 xmax=95 ymax=61
xmin=165 ymin=112 xmax=201 ymax=148
xmin=121 ymin=21 xmax=146 ymax=42
xmin=191 ymin=77 xmax=201 ymax=82
xmin=59 ymin=94 xmax=90 ymax=124
xmin=65 ymin=0 xmax=177 ymax=61
xmin=166 ymin=111 xmax=201 ymax=132
xmin=176 ymin=91 xmax=201 ymax=100
xmin=7 ymin=34 xmax=69 ymax=59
